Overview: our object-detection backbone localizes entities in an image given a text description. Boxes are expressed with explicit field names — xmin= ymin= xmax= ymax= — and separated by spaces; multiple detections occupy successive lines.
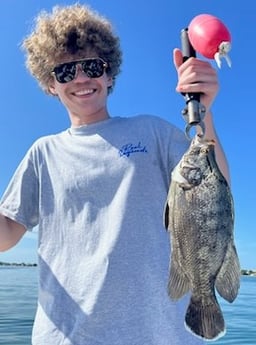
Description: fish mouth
xmin=194 ymin=135 xmax=216 ymax=171
xmin=175 ymin=135 xmax=218 ymax=186
xmin=194 ymin=134 xmax=215 ymax=147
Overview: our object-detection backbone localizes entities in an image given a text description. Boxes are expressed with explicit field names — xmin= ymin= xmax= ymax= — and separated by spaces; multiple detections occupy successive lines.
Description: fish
xmin=164 ymin=135 xmax=240 ymax=341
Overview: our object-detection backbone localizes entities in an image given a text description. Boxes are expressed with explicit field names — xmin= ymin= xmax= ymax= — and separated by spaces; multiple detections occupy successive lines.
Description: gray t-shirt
xmin=0 ymin=115 xmax=204 ymax=345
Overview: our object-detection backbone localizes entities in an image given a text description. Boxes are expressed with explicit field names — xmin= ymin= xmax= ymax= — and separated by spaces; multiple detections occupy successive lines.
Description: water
xmin=0 ymin=267 xmax=37 ymax=345
xmin=0 ymin=268 xmax=255 ymax=344
xmin=215 ymin=275 xmax=256 ymax=345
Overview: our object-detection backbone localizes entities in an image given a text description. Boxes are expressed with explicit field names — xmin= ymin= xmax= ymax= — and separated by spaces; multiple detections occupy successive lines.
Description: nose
xmin=75 ymin=64 xmax=90 ymax=81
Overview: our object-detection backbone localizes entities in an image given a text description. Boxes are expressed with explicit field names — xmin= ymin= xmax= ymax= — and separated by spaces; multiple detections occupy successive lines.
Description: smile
xmin=73 ymin=89 xmax=96 ymax=96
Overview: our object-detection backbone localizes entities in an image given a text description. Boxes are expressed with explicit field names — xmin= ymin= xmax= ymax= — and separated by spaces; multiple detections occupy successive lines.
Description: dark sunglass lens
xmin=54 ymin=62 xmax=77 ymax=83
xmin=81 ymin=59 xmax=105 ymax=78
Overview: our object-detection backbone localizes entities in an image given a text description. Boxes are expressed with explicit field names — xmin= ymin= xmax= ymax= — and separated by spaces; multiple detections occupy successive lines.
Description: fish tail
xmin=185 ymin=296 xmax=226 ymax=341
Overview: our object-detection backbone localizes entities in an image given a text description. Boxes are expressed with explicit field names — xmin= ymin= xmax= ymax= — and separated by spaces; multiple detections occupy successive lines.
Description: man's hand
xmin=173 ymin=48 xmax=219 ymax=113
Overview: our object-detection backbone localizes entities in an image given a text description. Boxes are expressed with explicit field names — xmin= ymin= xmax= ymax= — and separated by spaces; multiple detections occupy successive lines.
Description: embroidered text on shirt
xmin=119 ymin=142 xmax=148 ymax=157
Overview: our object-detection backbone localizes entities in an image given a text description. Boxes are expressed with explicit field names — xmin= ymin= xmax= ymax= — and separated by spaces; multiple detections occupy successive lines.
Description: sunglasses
xmin=52 ymin=57 xmax=108 ymax=83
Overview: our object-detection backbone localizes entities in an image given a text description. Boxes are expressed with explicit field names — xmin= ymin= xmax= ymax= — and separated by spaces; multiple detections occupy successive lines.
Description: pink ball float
xmin=188 ymin=14 xmax=232 ymax=68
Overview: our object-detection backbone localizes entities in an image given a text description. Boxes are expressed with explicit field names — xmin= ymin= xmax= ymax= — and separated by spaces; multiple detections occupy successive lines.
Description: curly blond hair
xmin=22 ymin=3 xmax=122 ymax=94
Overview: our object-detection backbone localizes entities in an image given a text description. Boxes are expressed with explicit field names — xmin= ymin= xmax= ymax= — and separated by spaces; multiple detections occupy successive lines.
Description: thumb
xmin=173 ymin=48 xmax=183 ymax=71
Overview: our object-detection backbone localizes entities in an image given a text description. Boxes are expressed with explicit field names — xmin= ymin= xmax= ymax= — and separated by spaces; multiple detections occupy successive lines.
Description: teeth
xmin=74 ymin=89 xmax=94 ymax=96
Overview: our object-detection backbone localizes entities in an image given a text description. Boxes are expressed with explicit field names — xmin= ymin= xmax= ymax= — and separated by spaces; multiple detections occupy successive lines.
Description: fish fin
xmin=215 ymin=242 xmax=240 ymax=302
xmin=163 ymin=200 xmax=169 ymax=230
xmin=168 ymin=258 xmax=190 ymax=300
xmin=185 ymin=296 xmax=226 ymax=341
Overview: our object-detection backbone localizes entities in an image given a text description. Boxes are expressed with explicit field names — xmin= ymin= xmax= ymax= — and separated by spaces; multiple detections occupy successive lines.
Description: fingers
xmin=173 ymin=48 xmax=217 ymax=86
xmin=173 ymin=48 xmax=183 ymax=71
xmin=173 ymin=48 xmax=219 ymax=111
xmin=177 ymin=63 xmax=218 ymax=93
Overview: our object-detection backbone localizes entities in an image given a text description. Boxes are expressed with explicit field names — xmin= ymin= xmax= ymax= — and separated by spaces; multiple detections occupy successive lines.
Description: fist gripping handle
xmin=180 ymin=28 xmax=206 ymax=139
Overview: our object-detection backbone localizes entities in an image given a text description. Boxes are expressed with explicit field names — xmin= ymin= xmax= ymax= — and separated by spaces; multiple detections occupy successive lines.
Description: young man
xmin=0 ymin=4 xmax=229 ymax=345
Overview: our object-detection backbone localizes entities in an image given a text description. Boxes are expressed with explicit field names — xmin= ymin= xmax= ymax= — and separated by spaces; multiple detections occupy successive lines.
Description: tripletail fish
xmin=164 ymin=135 xmax=240 ymax=341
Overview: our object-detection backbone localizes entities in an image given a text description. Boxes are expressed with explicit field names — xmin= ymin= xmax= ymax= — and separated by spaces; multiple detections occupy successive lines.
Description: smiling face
xmin=49 ymin=55 xmax=113 ymax=126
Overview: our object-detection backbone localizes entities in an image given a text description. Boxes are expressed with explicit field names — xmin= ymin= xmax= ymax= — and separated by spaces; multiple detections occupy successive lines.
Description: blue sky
xmin=0 ymin=0 xmax=255 ymax=269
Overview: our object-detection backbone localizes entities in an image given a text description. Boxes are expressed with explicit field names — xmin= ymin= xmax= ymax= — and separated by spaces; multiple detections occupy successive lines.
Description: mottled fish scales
xmin=164 ymin=135 xmax=240 ymax=341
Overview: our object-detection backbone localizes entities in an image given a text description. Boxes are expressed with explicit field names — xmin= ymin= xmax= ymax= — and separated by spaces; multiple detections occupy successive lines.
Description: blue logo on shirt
xmin=119 ymin=142 xmax=148 ymax=157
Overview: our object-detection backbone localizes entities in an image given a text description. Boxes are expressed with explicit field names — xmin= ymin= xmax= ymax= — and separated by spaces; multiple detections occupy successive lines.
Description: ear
xmin=48 ymin=78 xmax=58 ymax=96
xmin=107 ymin=76 xmax=113 ymax=88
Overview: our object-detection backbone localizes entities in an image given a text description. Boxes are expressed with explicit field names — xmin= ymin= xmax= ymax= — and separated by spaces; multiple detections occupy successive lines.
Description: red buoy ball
xmin=188 ymin=14 xmax=231 ymax=59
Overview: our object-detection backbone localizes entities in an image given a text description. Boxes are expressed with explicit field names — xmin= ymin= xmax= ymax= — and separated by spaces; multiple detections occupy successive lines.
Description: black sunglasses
xmin=52 ymin=57 xmax=108 ymax=83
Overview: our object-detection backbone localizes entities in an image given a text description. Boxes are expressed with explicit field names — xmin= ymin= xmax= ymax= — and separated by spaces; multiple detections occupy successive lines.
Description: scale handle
xmin=181 ymin=28 xmax=200 ymax=103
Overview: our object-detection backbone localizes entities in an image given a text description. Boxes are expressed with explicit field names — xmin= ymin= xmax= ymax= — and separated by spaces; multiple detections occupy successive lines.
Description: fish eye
xmin=200 ymin=148 xmax=209 ymax=154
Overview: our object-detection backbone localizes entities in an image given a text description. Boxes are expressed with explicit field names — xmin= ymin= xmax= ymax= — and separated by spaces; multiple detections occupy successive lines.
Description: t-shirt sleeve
xmin=0 ymin=147 xmax=39 ymax=230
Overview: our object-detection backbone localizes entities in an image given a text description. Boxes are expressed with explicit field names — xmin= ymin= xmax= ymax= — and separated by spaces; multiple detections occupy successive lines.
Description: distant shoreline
xmin=0 ymin=261 xmax=255 ymax=275
xmin=241 ymin=269 xmax=256 ymax=277
xmin=0 ymin=261 xmax=37 ymax=267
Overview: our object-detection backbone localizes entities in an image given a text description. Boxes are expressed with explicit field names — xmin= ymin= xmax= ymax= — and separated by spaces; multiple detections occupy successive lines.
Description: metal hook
xmin=185 ymin=121 xmax=206 ymax=140
xmin=182 ymin=100 xmax=206 ymax=139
